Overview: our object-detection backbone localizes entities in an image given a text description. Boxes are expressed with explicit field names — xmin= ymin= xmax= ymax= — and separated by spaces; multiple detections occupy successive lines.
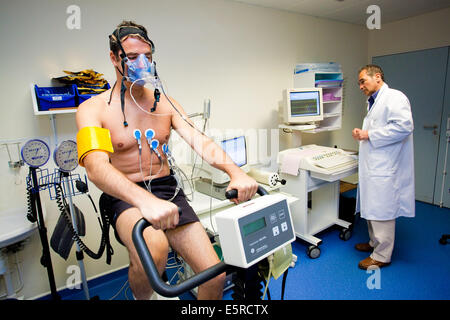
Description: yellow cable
xmin=262 ymin=254 xmax=274 ymax=300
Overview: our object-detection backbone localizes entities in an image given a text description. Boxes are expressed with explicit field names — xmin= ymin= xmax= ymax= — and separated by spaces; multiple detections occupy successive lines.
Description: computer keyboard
xmin=313 ymin=152 xmax=357 ymax=169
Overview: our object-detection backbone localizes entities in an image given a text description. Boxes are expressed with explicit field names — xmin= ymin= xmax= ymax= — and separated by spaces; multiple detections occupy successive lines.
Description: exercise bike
xmin=132 ymin=186 xmax=295 ymax=300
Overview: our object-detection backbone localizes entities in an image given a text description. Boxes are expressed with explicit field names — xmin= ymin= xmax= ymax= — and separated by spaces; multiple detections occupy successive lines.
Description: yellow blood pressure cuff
xmin=76 ymin=127 xmax=114 ymax=166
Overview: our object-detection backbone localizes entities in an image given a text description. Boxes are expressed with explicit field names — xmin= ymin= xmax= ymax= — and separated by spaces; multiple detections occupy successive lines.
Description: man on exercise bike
xmin=76 ymin=20 xmax=258 ymax=300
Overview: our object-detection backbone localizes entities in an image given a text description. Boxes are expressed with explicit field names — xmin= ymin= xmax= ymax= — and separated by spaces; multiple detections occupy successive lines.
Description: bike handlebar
xmin=131 ymin=185 xmax=268 ymax=297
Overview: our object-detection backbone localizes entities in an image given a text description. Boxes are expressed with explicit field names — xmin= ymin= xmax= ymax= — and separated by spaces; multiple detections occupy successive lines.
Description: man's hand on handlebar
xmin=226 ymin=172 xmax=259 ymax=205
xmin=139 ymin=198 xmax=179 ymax=230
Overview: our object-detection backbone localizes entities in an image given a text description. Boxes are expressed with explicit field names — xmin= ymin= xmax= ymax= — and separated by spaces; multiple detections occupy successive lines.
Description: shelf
xmin=279 ymin=124 xmax=317 ymax=131
xmin=293 ymin=66 xmax=343 ymax=133
xmin=323 ymin=112 xmax=341 ymax=118
xmin=316 ymin=85 xmax=342 ymax=89
xmin=308 ymin=217 xmax=338 ymax=237
xmin=323 ymin=100 xmax=341 ymax=104
xmin=34 ymin=108 xmax=77 ymax=116
xmin=314 ymin=72 xmax=342 ymax=74
xmin=30 ymin=83 xmax=77 ymax=116
xmin=303 ymin=125 xmax=341 ymax=133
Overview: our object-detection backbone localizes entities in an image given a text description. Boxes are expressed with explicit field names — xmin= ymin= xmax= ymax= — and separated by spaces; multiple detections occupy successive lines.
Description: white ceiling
xmin=228 ymin=0 xmax=450 ymax=25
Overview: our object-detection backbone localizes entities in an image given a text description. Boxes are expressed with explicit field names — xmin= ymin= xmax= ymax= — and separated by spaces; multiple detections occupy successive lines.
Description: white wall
xmin=0 ymin=0 xmax=369 ymax=299
xmin=368 ymin=7 xmax=450 ymax=59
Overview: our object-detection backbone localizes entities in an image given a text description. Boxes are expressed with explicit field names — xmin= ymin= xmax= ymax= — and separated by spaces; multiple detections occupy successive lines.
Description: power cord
xmin=53 ymin=175 xmax=113 ymax=263
xmin=75 ymin=179 xmax=98 ymax=213
xmin=262 ymin=254 xmax=274 ymax=300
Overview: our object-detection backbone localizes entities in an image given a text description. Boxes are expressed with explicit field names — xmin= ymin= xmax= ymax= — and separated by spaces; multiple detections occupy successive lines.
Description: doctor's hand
xmin=352 ymin=128 xmax=369 ymax=141
xmin=226 ymin=172 xmax=259 ymax=205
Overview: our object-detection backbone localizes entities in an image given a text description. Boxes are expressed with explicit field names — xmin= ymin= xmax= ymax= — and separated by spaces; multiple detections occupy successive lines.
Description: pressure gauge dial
xmin=21 ymin=139 xmax=50 ymax=168
xmin=53 ymin=140 xmax=78 ymax=172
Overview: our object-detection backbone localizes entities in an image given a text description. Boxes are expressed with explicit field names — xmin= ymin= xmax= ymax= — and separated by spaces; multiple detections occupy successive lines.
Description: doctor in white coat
xmin=352 ymin=64 xmax=415 ymax=270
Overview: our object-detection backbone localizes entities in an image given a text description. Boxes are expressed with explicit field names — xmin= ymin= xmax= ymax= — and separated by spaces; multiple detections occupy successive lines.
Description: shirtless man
xmin=76 ymin=21 xmax=258 ymax=300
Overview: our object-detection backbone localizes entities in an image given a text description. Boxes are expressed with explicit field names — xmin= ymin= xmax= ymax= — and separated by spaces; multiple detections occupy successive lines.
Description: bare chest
xmin=101 ymin=99 xmax=173 ymax=156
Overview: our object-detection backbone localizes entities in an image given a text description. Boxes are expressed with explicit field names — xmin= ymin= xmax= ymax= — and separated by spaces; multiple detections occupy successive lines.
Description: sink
xmin=0 ymin=206 xmax=45 ymax=299
xmin=0 ymin=206 xmax=41 ymax=248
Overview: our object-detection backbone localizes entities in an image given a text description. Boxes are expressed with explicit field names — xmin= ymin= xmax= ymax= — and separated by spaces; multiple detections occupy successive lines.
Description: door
xmin=373 ymin=47 xmax=449 ymax=205
xmin=434 ymin=52 xmax=450 ymax=208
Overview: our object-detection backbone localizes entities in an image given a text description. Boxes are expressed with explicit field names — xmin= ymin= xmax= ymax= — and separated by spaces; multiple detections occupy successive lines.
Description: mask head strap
xmin=109 ymin=26 xmax=156 ymax=126
xmin=110 ymin=26 xmax=155 ymax=59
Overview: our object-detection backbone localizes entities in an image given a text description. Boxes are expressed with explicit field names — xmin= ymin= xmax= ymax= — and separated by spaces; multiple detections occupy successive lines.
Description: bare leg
xmin=115 ymin=208 xmax=169 ymax=300
xmin=166 ymin=222 xmax=225 ymax=300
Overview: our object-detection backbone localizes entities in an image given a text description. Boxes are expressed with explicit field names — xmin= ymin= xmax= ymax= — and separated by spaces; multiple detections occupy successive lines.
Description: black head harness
xmin=108 ymin=26 xmax=159 ymax=126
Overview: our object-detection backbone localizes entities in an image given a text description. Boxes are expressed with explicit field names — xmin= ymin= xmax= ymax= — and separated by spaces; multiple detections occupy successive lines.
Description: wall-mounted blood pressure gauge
xmin=53 ymin=140 xmax=78 ymax=172
xmin=21 ymin=139 xmax=51 ymax=168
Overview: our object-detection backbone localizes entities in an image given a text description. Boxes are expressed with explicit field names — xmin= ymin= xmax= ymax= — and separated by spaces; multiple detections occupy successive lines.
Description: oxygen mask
xmin=125 ymin=53 xmax=161 ymax=89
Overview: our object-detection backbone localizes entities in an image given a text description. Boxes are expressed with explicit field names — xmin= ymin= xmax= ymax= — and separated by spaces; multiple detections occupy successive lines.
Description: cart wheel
xmin=339 ymin=228 xmax=352 ymax=241
xmin=307 ymin=245 xmax=320 ymax=259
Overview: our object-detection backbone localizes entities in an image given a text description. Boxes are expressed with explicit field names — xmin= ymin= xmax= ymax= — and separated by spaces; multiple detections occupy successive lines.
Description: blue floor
xmin=41 ymin=196 xmax=450 ymax=300
xmin=235 ymin=200 xmax=450 ymax=300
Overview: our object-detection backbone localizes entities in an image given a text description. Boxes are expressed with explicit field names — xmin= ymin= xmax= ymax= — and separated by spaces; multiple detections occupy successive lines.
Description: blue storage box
xmin=34 ymin=84 xmax=77 ymax=111
xmin=76 ymin=82 xmax=110 ymax=104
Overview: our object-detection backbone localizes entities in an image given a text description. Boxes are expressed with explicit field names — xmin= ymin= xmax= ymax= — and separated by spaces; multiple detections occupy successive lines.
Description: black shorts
xmin=99 ymin=174 xmax=199 ymax=245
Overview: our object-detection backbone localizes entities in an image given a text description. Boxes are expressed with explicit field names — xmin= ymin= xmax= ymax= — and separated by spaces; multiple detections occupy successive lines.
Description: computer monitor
xmin=283 ymin=88 xmax=323 ymax=124
xmin=199 ymin=135 xmax=250 ymax=185
xmin=220 ymin=136 xmax=247 ymax=168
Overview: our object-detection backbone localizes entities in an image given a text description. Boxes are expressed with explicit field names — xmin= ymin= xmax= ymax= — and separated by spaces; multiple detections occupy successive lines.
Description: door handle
xmin=423 ymin=124 xmax=439 ymax=135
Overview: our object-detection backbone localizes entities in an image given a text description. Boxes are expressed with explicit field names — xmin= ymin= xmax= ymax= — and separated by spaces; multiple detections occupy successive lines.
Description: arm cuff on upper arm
xmin=76 ymin=126 xmax=114 ymax=166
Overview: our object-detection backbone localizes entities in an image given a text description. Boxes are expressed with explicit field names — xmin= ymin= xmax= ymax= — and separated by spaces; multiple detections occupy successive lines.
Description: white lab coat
xmin=356 ymin=83 xmax=415 ymax=220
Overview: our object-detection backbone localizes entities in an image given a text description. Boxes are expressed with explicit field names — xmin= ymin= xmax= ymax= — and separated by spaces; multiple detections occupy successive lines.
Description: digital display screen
xmin=242 ymin=217 xmax=266 ymax=237
xmin=220 ymin=136 xmax=247 ymax=167
xmin=290 ymin=91 xmax=321 ymax=117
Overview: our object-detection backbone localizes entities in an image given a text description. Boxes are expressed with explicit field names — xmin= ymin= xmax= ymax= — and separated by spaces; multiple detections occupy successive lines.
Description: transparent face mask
xmin=122 ymin=52 xmax=200 ymax=135
xmin=125 ymin=53 xmax=161 ymax=89
xmin=124 ymin=53 xmax=167 ymax=116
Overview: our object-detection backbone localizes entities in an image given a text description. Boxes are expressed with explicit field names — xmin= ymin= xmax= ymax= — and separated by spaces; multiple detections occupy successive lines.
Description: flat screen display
xmin=220 ymin=136 xmax=247 ymax=167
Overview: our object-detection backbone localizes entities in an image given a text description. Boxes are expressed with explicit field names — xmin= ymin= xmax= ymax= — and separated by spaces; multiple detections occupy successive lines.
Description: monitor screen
xmin=220 ymin=136 xmax=247 ymax=167
xmin=284 ymin=88 xmax=323 ymax=124
xmin=290 ymin=90 xmax=321 ymax=117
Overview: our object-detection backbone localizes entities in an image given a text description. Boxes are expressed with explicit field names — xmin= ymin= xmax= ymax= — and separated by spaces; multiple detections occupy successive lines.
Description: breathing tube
xmin=108 ymin=25 xmax=207 ymax=137
xmin=108 ymin=25 xmax=204 ymax=201
xmin=108 ymin=26 xmax=159 ymax=127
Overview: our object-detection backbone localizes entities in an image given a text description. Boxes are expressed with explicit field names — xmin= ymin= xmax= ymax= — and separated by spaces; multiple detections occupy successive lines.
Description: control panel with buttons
xmin=215 ymin=193 xmax=295 ymax=268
